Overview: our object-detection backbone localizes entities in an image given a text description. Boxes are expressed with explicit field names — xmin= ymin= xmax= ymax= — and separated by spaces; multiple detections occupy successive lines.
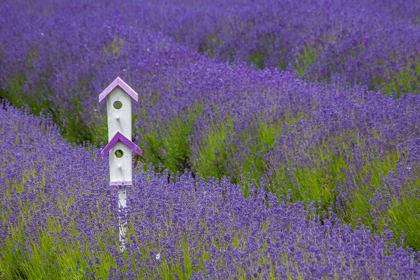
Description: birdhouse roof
xmin=98 ymin=77 xmax=139 ymax=103
xmin=101 ymin=131 xmax=142 ymax=158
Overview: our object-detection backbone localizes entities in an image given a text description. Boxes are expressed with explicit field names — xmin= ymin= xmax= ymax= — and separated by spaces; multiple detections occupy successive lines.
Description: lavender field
xmin=1 ymin=0 xmax=420 ymax=279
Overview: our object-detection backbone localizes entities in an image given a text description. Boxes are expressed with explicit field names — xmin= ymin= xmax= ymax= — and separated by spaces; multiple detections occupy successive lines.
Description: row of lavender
xmin=1 ymin=101 xmax=419 ymax=279
xmin=1 ymin=1 xmax=420 ymax=249
xmin=137 ymin=0 xmax=420 ymax=95
xmin=4 ymin=0 xmax=419 ymax=95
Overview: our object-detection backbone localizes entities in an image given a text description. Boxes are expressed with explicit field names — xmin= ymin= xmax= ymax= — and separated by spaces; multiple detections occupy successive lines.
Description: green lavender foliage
xmin=2 ymin=102 xmax=420 ymax=279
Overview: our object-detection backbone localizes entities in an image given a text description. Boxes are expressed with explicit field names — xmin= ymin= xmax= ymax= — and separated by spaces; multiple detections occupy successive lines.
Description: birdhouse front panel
xmin=106 ymin=86 xmax=132 ymax=141
xmin=109 ymin=141 xmax=132 ymax=185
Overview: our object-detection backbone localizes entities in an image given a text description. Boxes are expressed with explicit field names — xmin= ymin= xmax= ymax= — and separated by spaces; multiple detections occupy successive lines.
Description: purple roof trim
xmin=101 ymin=131 xmax=142 ymax=158
xmin=98 ymin=77 xmax=139 ymax=103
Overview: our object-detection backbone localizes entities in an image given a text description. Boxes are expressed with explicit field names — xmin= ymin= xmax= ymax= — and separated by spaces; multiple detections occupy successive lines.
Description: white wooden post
xmin=99 ymin=77 xmax=141 ymax=251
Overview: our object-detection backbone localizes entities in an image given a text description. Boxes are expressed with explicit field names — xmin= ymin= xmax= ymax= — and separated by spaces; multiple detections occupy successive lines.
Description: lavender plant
xmin=2 ymin=101 xmax=420 ymax=279
xmin=1 ymin=0 xmax=420 ymax=254
xmin=110 ymin=0 xmax=420 ymax=95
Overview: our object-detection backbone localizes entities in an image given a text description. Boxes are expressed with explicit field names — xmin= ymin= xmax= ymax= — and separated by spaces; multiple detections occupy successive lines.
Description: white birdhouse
xmin=99 ymin=77 xmax=141 ymax=185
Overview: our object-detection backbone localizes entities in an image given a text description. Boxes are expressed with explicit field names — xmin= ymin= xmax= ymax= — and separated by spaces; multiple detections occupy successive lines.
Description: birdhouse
xmin=99 ymin=77 xmax=141 ymax=185
xmin=101 ymin=131 xmax=142 ymax=185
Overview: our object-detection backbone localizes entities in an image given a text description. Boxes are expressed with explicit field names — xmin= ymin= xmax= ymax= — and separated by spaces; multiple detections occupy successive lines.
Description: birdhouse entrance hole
xmin=113 ymin=100 xmax=123 ymax=109
xmin=115 ymin=149 xmax=124 ymax=158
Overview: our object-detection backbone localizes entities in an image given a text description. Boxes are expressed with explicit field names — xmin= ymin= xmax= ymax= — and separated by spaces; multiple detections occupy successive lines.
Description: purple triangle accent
xmin=101 ymin=131 xmax=142 ymax=158
xmin=98 ymin=77 xmax=139 ymax=103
